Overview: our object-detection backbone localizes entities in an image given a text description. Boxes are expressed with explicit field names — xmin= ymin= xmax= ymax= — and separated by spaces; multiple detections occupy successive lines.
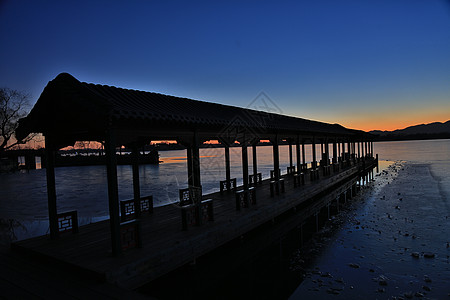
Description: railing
xmin=220 ymin=178 xmax=236 ymax=193
xmin=249 ymin=173 xmax=262 ymax=185
xmin=310 ymin=168 xmax=320 ymax=181
xmin=287 ymin=166 xmax=296 ymax=175
xmin=300 ymin=163 xmax=308 ymax=172
xmin=57 ymin=211 xmax=78 ymax=235
xmin=235 ymin=187 xmax=256 ymax=210
xmin=120 ymin=196 xmax=153 ymax=222
xmin=179 ymin=186 xmax=202 ymax=206
xmin=293 ymin=172 xmax=305 ymax=187
xmin=181 ymin=199 xmax=214 ymax=230
xmin=120 ymin=219 xmax=141 ymax=250
xmin=270 ymin=169 xmax=282 ymax=179
xmin=270 ymin=179 xmax=285 ymax=196
xmin=179 ymin=186 xmax=214 ymax=230
xmin=322 ymin=165 xmax=331 ymax=176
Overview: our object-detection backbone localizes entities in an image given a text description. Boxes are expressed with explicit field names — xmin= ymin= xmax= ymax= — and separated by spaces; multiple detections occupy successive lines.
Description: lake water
xmin=0 ymin=143 xmax=334 ymax=243
xmin=1 ymin=139 xmax=449 ymax=298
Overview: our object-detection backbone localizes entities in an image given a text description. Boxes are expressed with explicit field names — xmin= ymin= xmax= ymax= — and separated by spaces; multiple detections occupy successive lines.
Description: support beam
xmin=371 ymin=141 xmax=374 ymax=158
xmin=252 ymin=142 xmax=258 ymax=183
xmin=338 ymin=142 xmax=341 ymax=161
xmin=358 ymin=141 xmax=361 ymax=158
xmin=44 ymin=135 xmax=58 ymax=240
xmin=312 ymin=137 xmax=317 ymax=169
xmin=301 ymin=139 xmax=306 ymax=168
xmin=324 ymin=139 xmax=329 ymax=166
xmin=131 ymin=145 xmax=141 ymax=218
xmin=272 ymin=136 xmax=280 ymax=181
xmin=288 ymin=141 xmax=293 ymax=168
xmin=186 ymin=147 xmax=194 ymax=186
xmin=225 ymin=145 xmax=231 ymax=189
xmin=192 ymin=132 xmax=201 ymax=188
xmin=296 ymin=137 xmax=301 ymax=173
xmin=332 ymin=140 xmax=337 ymax=164
xmin=320 ymin=141 xmax=324 ymax=165
xmin=105 ymin=130 xmax=122 ymax=257
xmin=242 ymin=138 xmax=249 ymax=190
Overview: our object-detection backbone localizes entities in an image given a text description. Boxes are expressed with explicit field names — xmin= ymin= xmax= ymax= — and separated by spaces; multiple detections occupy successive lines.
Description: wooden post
xmin=242 ymin=138 xmax=249 ymax=190
xmin=358 ymin=141 xmax=360 ymax=158
xmin=365 ymin=141 xmax=368 ymax=158
xmin=347 ymin=141 xmax=351 ymax=159
xmin=332 ymin=140 xmax=337 ymax=164
xmin=105 ymin=130 xmax=122 ymax=257
xmin=288 ymin=141 xmax=293 ymax=168
xmin=187 ymin=147 xmax=194 ymax=186
xmin=312 ymin=137 xmax=317 ymax=169
xmin=252 ymin=142 xmax=258 ymax=183
xmin=131 ymin=144 xmax=141 ymax=218
xmin=192 ymin=132 xmax=201 ymax=188
xmin=325 ymin=139 xmax=329 ymax=166
xmin=371 ymin=141 xmax=374 ymax=158
xmin=296 ymin=137 xmax=301 ymax=174
xmin=225 ymin=145 xmax=231 ymax=190
xmin=338 ymin=141 xmax=341 ymax=161
xmin=301 ymin=139 xmax=306 ymax=168
xmin=44 ymin=135 xmax=58 ymax=240
xmin=272 ymin=136 xmax=280 ymax=181
xmin=320 ymin=141 xmax=324 ymax=165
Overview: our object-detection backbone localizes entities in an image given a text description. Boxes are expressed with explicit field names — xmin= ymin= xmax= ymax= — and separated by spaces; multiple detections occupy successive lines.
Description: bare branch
xmin=0 ymin=88 xmax=33 ymax=153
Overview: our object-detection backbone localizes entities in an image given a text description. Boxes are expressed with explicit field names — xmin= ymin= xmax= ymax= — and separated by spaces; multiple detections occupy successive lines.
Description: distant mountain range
xmin=369 ymin=120 xmax=450 ymax=141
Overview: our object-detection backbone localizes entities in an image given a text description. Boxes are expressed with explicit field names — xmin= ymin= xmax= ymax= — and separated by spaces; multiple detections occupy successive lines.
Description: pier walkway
xmin=13 ymin=73 xmax=377 ymax=293
xmin=12 ymin=157 xmax=377 ymax=289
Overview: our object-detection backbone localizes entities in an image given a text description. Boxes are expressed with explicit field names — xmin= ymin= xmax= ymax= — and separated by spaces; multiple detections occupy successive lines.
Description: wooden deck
xmin=12 ymin=158 xmax=377 ymax=290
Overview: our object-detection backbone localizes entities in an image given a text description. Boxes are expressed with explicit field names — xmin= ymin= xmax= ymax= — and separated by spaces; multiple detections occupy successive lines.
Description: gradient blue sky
xmin=1 ymin=0 xmax=449 ymax=131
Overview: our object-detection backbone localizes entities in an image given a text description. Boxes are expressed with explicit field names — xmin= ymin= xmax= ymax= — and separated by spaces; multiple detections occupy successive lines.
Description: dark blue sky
xmin=1 ymin=0 xmax=449 ymax=130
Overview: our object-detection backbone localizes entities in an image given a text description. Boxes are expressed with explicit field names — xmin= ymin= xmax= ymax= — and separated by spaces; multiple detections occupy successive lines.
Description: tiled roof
xmin=16 ymin=73 xmax=369 ymax=142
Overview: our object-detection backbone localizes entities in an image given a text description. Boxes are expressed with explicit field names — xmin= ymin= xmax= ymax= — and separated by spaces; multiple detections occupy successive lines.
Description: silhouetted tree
xmin=0 ymin=88 xmax=33 ymax=153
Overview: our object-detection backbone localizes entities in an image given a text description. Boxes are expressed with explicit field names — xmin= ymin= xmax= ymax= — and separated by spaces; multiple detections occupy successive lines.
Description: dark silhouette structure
xmin=14 ymin=73 xmax=376 ymax=286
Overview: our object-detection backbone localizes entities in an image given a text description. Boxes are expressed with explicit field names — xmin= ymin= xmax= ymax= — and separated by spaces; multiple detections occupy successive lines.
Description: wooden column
xmin=371 ymin=141 xmax=374 ymax=158
xmin=324 ymin=139 xmax=329 ymax=166
xmin=301 ymin=139 xmax=306 ymax=167
xmin=105 ymin=130 xmax=121 ymax=257
xmin=288 ymin=141 xmax=293 ymax=168
xmin=187 ymin=147 xmax=194 ymax=186
xmin=252 ymin=142 xmax=258 ymax=182
xmin=296 ymin=137 xmax=301 ymax=173
xmin=312 ymin=137 xmax=317 ymax=169
xmin=348 ymin=141 xmax=351 ymax=159
xmin=44 ymin=135 xmax=58 ymax=240
xmin=338 ymin=142 xmax=341 ymax=161
xmin=272 ymin=136 xmax=280 ymax=181
xmin=320 ymin=141 xmax=324 ymax=165
xmin=358 ymin=141 xmax=361 ymax=158
xmin=242 ymin=138 xmax=249 ymax=190
xmin=225 ymin=145 xmax=231 ymax=189
xmin=332 ymin=140 xmax=337 ymax=164
xmin=131 ymin=144 xmax=141 ymax=218
xmin=192 ymin=132 xmax=201 ymax=188
xmin=342 ymin=141 xmax=346 ymax=160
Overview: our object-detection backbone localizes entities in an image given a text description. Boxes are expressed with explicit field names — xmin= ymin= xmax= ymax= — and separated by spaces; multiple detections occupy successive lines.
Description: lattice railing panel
xmin=120 ymin=220 xmax=141 ymax=251
xmin=57 ymin=211 xmax=78 ymax=234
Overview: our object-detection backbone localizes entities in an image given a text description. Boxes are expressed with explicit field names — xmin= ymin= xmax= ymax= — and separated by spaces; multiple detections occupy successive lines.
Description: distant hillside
xmin=369 ymin=120 xmax=450 ymax=141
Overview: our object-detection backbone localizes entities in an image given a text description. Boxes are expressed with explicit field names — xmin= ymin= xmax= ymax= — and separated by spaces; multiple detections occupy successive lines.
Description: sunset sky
xmin=1 ymin=1 xmax=449 ymax=132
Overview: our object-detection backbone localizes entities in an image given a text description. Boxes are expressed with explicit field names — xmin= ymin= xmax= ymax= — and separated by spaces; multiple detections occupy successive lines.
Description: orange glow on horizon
xmin=338 ymin=108 xmax=450 ymax=132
